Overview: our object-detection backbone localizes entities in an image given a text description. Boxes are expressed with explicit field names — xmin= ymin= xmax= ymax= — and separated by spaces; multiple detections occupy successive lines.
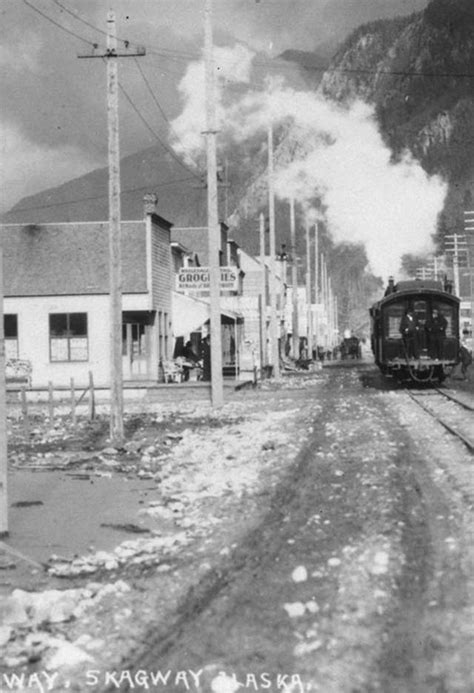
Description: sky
xmin=0 ymin=0 xmax=429 ymax=216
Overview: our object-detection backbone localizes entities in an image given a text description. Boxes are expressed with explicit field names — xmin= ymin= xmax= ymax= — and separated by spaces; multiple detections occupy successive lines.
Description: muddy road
xmin=108 ymin=365 xmax=473 ymax=693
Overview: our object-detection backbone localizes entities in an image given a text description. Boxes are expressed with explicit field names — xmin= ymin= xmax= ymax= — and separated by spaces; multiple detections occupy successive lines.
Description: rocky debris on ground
xmin=47 ymin=533 xmax=188 ymax=577
xmin=1 ymin=385 xmax=319 ymax=677
xmin=291 ymin=565 xmax=308 ymax=583
xmin=0 ymin=581 xmax=130 ymax=668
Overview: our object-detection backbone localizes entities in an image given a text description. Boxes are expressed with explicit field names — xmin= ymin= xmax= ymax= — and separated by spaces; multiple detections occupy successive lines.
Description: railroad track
xmin=406 ymin=387 xmax=474 ymax=453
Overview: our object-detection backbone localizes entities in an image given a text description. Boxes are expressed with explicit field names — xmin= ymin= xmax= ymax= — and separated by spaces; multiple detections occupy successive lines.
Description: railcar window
xmin=385 ymin=303 xmax=406 ymax=338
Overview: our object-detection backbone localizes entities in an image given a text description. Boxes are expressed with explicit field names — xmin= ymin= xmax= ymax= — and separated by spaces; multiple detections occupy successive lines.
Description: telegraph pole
xmin=305 ymin=218 xmax=312 ymax=359
xmin=464 ymin=211 xmax=474 ymax=338
xmin=79 ymin=13 xmax=145 ymax=444
xmin=204 ymin=0 xmax=224 ymax=405
xmin=259 ymin=212 xmax=267 ymax=371
xmin=290 ymin=198 xmax=299 ymax=357
xmin=445 ymin=233 xmax=467 ymax=297
xmin=322 ymin=255 xmax=329 ymax=349
xmin=0 ymin=244 xmax=7 ymax=536
xmin=314 ymin=224 xmax=319 ymax=351
xmin=267 ymin=123 xmax=280 ymax=377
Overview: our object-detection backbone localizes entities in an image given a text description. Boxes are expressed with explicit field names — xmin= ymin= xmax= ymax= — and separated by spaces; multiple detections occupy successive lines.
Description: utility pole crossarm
xmin=78 ymin=46 xmax=146 ymax=59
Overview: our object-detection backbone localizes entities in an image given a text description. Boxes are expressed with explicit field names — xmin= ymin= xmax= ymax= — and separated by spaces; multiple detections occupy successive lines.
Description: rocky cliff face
xmin=321 ymin=0 xmax=474 ymax=240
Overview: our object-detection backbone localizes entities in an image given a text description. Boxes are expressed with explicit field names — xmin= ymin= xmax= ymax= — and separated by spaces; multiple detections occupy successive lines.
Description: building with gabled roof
xmin=1 ymin=195 xmax=173 ymax=387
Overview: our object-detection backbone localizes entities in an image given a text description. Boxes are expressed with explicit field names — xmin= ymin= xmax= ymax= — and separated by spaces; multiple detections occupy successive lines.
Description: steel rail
xmin=407 ymin=391 xmax=474 ymax=454
xmin=434 ymin=387 xmax=474 ymax=412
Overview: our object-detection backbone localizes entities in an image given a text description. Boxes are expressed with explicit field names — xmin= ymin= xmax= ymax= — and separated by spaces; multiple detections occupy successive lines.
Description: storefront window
xmin=50 ymin=313 xmax=88 ymax=362
xmin=4 ymin=314 xmax=18 ymax=359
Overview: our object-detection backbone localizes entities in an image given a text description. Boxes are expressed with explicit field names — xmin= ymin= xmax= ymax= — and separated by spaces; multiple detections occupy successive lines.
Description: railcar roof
xmin=370 ymin=279 xmax=460 ymax=311
xmin=395 ymin=279 xmax=443 ymax=291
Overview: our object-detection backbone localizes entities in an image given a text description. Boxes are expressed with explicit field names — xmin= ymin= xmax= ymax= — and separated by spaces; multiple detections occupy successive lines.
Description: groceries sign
xmin=176 ymin=267 xmax=239 ymax=292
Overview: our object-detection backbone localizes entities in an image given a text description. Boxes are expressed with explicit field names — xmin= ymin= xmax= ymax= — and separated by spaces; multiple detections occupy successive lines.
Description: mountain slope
xmin=321 ymin=0 xmax=474 ymax=241
xmin=4 ymin=146 xmax=209 ymax=226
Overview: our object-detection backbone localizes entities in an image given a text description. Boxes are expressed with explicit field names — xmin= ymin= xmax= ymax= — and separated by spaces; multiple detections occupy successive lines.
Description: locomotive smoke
xmin=170 ymin=47 xmax=447 ymax=281
xmin=171 ymin=44 xmax=255 ymax=166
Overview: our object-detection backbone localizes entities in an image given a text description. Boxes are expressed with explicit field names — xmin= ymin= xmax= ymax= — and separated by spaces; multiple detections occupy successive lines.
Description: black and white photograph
xmin=0 ymin=0 xmax=473 ymax=691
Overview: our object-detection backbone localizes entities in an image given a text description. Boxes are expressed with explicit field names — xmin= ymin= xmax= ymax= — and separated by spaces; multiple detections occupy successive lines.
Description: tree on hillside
xmin=329 ymin=242 xmax=382 ymax=336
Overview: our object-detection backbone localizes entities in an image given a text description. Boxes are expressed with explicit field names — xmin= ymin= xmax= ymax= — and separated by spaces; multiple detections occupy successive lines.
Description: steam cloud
xmin=171 ymin=44 xmax=255 ymax=164
xmin=170 ymin=48 xmax=447 ymax=281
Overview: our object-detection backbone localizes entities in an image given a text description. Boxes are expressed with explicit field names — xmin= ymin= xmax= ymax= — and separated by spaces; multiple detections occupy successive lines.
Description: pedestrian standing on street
xmin=201 ymin=334 xmax=211 ymax=382
xmin=459 ymin=331 xmax=472 ymax=378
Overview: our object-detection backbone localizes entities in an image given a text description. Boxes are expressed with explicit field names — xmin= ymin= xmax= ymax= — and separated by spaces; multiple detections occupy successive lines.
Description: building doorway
xmin=122 ymin=311 xmax=155 ymax=380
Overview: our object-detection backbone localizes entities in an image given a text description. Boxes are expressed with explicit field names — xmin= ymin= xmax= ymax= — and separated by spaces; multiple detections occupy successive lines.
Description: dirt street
xmin=0 ymin=364 xmax=473 ymax=693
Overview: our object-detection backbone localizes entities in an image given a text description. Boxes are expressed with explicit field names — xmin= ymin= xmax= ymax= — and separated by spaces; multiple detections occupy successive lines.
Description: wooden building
xmin=1 ymin=196 xmax=173 ymax=387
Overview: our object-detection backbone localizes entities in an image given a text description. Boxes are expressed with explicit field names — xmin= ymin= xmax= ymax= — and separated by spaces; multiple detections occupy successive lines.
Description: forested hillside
xmin=321 ymin=0 xmax=474 ymax=243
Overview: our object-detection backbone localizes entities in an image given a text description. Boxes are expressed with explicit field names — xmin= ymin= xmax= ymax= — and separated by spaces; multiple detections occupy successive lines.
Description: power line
xmin=117 ymin=80 xmax=203 ymax=180
xmin=49 ymin=0 xmax=200 ymax=60
xmin=50 ymin=0 xmax=115 ymax=40
xmin=133 ymin=58 xmax=175 ymax=125
xmin=21 ymin=0 xmax=97 ymax=46
xmin=119 ymin=40 xmax=474 ymax=80
xmin=49 ymin=0 xmax=147 ymax=54
xmin=133 ymin=58 xmax=194 ymax=157
xmin=6 ymin=177 xmax=199 ymax=215
xmin=25 ymin=0 xmax=474 ymax=81
xmin=146 ymin=43 xmax=474 ymax=81
xmin=20 ymin=4 xmax=202 ymax=186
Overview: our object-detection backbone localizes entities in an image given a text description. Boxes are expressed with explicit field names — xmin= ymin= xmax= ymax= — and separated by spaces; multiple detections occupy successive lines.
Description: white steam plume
xmin=171 ymin=52 xmax=447 ymax=281
xmin=170 ymin=44 xmax=255 ymax=164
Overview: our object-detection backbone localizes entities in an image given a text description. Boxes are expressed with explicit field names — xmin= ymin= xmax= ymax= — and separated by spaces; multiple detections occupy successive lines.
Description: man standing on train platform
xmin=425 ymin=307 xmax=447 ymax=360
xmin=400 ymin=308 xmax=420 ymax=359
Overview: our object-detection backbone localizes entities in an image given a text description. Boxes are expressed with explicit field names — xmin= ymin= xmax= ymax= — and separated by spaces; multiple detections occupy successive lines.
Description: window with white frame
xmin=49 ymin=313 xmax=88 ymax=362
xmin=4 ymin=314 xmax=18 ymax=358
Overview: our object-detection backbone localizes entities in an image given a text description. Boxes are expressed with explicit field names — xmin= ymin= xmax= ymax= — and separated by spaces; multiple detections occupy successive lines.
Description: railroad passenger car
xmin=369 ymin=277 xmax=460 ymax=383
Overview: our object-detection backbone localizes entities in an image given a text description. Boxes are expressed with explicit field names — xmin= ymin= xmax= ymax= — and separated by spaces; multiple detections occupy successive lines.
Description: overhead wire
xmin=21 ymin=0 xmax=97 ymax=46
xmin=26 ymin=0 xmax=474 ymax=82
xmin=49 ymin=0 xmax=118 ymax=41
xmin=20 ymin=1 xmax=202 ymax=181
xmin=132 ymin=58 xmax=196 ymax=158
xmin=19 ymin=0 xmax=474 ymax=188
xmin=6 ymin=177 xmax=199 ymax=215
xmin=140 ymin=44 xmax=474 ymax=81
xmin=49 ymin=0 xmax=200 ymax=59
xmin=117 ymin=79 xmax=202 ymax=180
xmin=133 ymin=58 xmax=176 ymax=126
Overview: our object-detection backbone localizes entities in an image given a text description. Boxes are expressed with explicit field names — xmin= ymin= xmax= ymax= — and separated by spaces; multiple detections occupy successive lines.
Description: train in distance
xmin=369 ymin=276 xmax=461 ymax=384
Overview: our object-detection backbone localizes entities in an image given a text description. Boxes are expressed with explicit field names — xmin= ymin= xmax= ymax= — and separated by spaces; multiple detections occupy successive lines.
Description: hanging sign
xmin=176 ymin=267 xmax=239 ymax=292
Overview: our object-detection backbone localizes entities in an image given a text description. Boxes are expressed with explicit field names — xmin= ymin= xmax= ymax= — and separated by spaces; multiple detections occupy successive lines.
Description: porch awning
xmin=172 ymin=291 xmax=243 ymax=337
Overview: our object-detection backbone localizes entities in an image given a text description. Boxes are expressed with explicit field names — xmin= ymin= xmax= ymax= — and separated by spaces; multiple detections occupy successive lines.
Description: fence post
xmin=48 ymin=381 xmax=54 ymax=421
xmin=88 ymin=371 xmax=95 ymax=420
xmin=20 ymin=387 xmax=29 ymax=437
xmin=70 ymin=378 xmax=76 ymax=428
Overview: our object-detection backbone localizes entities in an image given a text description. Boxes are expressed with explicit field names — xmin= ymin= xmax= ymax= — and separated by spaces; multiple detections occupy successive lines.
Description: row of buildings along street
xmin=1 ymin=194 xmax=340 ymax=392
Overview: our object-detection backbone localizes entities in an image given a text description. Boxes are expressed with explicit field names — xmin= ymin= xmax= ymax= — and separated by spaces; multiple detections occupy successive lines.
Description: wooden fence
xmin=18 ymin=371 xmax=96 ymax=434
